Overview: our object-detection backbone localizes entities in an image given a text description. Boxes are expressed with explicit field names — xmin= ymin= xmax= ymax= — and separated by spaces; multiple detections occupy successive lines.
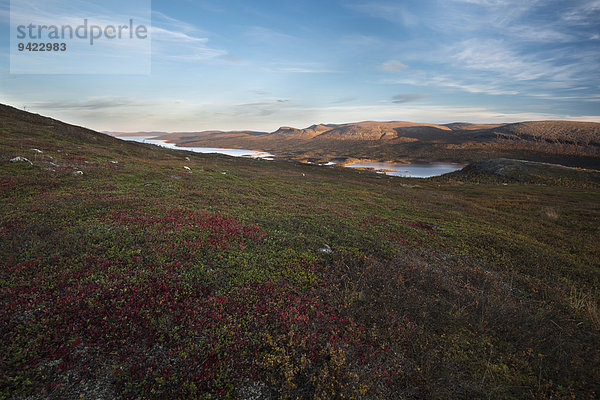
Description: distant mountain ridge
xmin=271 ymin=124 xmax=333 ymax=137
xmin=267 ymin=121 xmax=452 ymax=140
xmin=116 ymin=120 xmax=600 ymax=146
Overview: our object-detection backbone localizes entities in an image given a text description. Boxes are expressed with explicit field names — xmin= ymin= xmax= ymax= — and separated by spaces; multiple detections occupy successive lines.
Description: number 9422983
xmin=18 ymin=43 xmax=67 ymax=51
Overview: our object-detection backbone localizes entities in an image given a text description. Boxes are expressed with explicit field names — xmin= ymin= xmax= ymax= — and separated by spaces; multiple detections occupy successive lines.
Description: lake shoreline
xmin=345 ymin=160 xmax=465 ymax=178
xmin=117 ymin=136 xmax=275 ymax=159
xmin=116 ymin=135 xmax=465 ymax=178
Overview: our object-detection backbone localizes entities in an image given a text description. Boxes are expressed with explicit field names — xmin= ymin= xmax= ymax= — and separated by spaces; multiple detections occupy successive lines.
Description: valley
xmin=110 ymin=119 xmax=600 ymax=170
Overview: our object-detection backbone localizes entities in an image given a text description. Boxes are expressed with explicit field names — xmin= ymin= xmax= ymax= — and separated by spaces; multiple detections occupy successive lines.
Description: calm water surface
xmin=118 ymin=136 xmax=274 ymax=158
xmin=346 ymin=161 xmax=464 ymax=178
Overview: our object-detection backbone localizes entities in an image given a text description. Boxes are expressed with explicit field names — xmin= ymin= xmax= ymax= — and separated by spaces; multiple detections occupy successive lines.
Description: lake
xmin=118 ymin=136 xmax=463 ymax=177
xmin=118 ymin=136 xmax=274 ymax=159
xmin=345 ymin=161 xmax=464 ymax=178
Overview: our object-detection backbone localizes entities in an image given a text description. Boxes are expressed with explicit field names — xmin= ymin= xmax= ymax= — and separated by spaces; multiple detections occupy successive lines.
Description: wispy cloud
xmin=528 ymin=93 xmax=600 ymax=102
xmin=382 ymin=75 xmax=520 ymax=96
xmin=151 ymin=27 xmax=208 ymax=43
xmin=266 ymin=61 xmax=338 ymax=74
xmin=151 ymin=13 xmax=227 ymax=61
xmin=303 ymin=103 xmax=600 ymax=124
xmin=30 ymin=97 xmax=150 ymax=111
xmin=151 ymin=10 xmax=203 ymax=34
xmin=245 ymin=26 xmax=295 ymax=45
xmin=380 ymin=60 xmax=408 ymax=72
xmin=359 ymin=1 xmax=600 ymax=101
xmin=504 ymin=25 xmax=575 ymax=43
xmin=391 ymin=93 xmax=428 ymax=103
xmin=432 ymin=77 xmax=519 ymax=96
xmin=449 ymin=39 xmax=552 ymax=80
xmin=562 ymin=0 xmax=600 ymax=24
xmin=382 ymin=32 xmax=598 ymax=99
xmin=447 ymin=38 xmax=597 ymax=94
xmin=233 ymin=99 xmax=291 ymax=117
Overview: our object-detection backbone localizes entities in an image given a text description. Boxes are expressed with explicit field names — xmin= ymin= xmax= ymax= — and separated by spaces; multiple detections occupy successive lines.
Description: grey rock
xmin=318 ymin=244 xmax=333 ymax=254
xmin=10 ymin=156 xmax=33 ymax=164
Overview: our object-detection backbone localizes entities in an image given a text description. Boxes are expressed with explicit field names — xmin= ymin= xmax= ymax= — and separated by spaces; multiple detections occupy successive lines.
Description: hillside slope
xmin=1 ymin=104 xmax=599 ymax=399
xmin=313 ymin=121 xmax=452 ymax=140
xmin=445 ymin=158 xmax=600 ymax=186
xmin=489 ymin=121 xmax=600 ymax=147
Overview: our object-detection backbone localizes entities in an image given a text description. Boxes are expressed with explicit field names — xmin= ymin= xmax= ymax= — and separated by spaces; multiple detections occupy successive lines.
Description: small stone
xmin=318 ymin=244 xmax=333 ymax=254
xmin=10 ymin=156 xmax=32 ymax=165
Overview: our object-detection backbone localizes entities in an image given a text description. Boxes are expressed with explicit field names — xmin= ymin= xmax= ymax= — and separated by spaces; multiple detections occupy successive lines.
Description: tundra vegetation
xmin=1 ymin=105 xmax=599 ymax=399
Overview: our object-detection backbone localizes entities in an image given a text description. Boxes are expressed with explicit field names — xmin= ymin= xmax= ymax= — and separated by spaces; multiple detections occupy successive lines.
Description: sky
xmin=1 ymin=0 xmax=599 ymax=132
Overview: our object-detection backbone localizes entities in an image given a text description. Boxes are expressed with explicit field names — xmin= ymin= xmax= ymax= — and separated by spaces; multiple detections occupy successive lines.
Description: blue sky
xmin=1 ymin=0 xmax=599 ymax=131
